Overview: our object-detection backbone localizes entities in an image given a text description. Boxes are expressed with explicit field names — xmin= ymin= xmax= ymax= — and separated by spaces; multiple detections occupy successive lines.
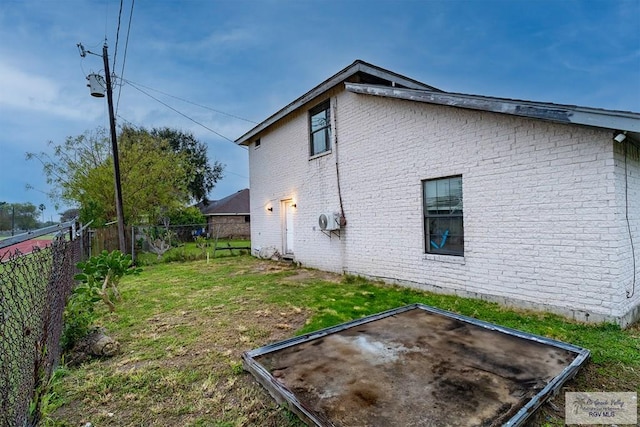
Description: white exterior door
xmin=284 ymin=200 xmax=294 ymax=254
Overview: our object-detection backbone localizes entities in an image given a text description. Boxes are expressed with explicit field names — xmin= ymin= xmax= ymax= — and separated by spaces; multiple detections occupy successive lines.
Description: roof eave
xmin=345 ymin=83 xmax=640 ymax=133
xmin=235 ymin=60 xmax=440 ymax=145
xmin=205 ymin=212 xmax=250 ymax=216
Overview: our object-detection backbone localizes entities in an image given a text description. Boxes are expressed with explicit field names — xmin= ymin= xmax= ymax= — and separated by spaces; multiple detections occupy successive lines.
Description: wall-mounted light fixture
xmin=267 ymin=206 xmax=273 ymax=212
xmin=614 ymin=131 xmax=627 ymax=143
xmin=292 ymin=204 xmax=297 ymax=208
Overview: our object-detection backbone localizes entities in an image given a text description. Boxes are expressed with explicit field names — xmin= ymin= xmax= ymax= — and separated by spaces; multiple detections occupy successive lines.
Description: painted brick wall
xmin=248 ymin=89 xmax=639 ymax=325
xmin=612 ymin=141 xmax=640 ymax=324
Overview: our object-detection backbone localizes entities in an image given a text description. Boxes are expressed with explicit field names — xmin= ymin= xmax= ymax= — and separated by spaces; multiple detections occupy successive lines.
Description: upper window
xmin=309 ymin=101 xmax=331 ymax=156
xmin=423 ymin=176 xmax=464 ymax=256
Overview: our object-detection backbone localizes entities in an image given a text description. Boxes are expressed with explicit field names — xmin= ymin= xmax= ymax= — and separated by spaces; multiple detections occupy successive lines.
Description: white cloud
xmin=146 ymin=26 xmax=259 ymax=59
xmin=0 ymin=61 xmax=96 ymax=120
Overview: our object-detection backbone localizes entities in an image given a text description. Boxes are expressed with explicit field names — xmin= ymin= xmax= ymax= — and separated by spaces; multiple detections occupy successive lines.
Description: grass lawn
xmin=45 ymin=256 xmax=640 ymax=426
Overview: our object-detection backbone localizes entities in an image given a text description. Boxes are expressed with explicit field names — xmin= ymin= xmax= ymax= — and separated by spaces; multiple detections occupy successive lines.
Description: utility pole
xmin=102 ymin=43 xmax=127 ymax=254
xmin=79 ymin=41 xmax=126 ymax=253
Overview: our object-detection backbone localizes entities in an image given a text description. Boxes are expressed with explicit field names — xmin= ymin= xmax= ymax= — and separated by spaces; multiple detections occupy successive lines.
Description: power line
xmin=113 ymin=0 xmax=124 ymax=71
xmin=124 ymin=80 xmax=247 ymax=149
xmin=122 ymin=78 xmax=257 ymax=124
xmin=115 ymin=113 xmax=137 ymax=128
xmin=116 ymin=0 xmax=135 ymax=115
xmin=115 ymin=113 xmax=249 ymax=180
xmin=104 ymin=1 xmax=109 ymax=43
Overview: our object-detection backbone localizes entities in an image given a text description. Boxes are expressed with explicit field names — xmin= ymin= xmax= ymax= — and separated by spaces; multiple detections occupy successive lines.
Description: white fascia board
xmin=345 ymin=83 xmax=640 ymax=133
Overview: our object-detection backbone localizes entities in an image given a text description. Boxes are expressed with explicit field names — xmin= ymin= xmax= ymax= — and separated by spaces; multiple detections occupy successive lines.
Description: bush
xmin=74 ymin=250 xmax=142 ymax=311
xmin=61 ymin=282 xmax=101 ymax=351
xmin=62 ymin=251 xmax=142 ymax=350
xmin=167 ymin=206 xmax=206 ymax=227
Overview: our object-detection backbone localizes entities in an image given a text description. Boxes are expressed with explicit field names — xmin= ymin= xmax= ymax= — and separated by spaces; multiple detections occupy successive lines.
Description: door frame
xmin=282 ymin=199 xmax=295 ymax=255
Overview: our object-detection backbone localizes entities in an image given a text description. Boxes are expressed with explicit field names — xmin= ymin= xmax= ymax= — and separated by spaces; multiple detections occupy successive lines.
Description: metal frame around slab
xmin=242 ymin=303 xmax=590 ymax=427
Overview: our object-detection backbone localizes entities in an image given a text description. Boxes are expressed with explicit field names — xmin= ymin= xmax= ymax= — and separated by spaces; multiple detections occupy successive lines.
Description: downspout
xmin=334 ymin=96 xmax=347 ymax=227
xmin=623 ymin=139 xmax=636 ymax=298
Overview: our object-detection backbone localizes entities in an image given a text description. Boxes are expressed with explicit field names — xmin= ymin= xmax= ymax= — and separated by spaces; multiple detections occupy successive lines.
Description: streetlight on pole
xmin=78 ymin=42 xmax=127 ymax=253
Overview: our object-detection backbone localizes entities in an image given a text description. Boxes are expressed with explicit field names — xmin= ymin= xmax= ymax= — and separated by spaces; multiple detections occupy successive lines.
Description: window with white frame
xmin=423 ymin=176 xmax=464 ymax=256
xmin=309 ymin=101 xmax=331 ymax=156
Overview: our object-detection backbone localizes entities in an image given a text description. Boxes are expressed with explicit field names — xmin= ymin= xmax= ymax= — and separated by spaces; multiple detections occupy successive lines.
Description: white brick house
xmin=236 ymin=60 xmax=640 ymax=327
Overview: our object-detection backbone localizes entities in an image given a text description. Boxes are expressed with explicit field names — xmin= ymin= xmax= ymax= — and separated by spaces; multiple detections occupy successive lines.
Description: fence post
xmin=131 ymin=225 xmax=136 ymax=263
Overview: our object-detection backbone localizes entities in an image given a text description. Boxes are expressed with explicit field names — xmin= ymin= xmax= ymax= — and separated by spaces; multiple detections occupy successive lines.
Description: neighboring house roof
xmin=198 ymin=189 xmax=250 ymax=216
xmin=236 ymin=60 xmax=640 ymax=146
xmin=236 ymin=59 xmax=441 ymax=146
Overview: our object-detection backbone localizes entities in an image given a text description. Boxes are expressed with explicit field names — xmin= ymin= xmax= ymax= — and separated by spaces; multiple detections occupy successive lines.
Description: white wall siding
xmin=248 ymin=88 xmax=639 ymax=326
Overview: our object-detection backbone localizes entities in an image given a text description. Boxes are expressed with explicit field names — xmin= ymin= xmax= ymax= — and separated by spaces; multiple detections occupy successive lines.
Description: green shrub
xmin=61 ymin=282 xmax=101 ymax=351
xmin=62 ymin=251 xmax=142 ymax=350
xmin=74 ymin=250 xmax=142 ymax=311
xmin=167 ymin=206 xmax=206 ymax=226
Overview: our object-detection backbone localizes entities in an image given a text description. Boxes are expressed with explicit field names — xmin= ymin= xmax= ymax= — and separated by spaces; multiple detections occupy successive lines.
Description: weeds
xmin=48 ymin=256 xmax=640 ymax=426
xmin=62 ymin=251 xmax=141 ymax=351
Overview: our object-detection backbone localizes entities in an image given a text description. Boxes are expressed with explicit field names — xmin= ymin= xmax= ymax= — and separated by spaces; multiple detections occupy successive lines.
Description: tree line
xmin=27 ymin=126 xmax=224 ymax=227
xmin=0 ymin=202 xmax=50 ymax=232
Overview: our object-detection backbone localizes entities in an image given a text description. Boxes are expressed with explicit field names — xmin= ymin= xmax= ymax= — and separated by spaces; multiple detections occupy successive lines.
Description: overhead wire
xmin=125 ymin=80 xmax=248 ymax=149
xmin=104 ymin=1 xmax=109 ymax=43
xmin=106 ymin=0 xmax=248 ymax=180
xmin=112 ymin=0 xmax=124 ymax=72
xmin=116 ymin=0 xmax=135 ymax=115
xmin=115 ymin=113 xmax=137 ymax=129
xmin=103 ymin=0 xmax=251 ymax=147
xmin=115 ymin=113 xmax=248 ymax=180
xmin=122 ymin=78 xmax=257 ymax=124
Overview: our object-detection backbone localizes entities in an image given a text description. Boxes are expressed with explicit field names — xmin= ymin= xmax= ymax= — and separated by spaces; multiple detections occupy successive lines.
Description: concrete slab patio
xmin=243 ymin=304 xmax=590 ymax=427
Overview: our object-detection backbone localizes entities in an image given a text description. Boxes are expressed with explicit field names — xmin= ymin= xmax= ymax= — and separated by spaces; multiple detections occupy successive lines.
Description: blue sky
xmin=1 ymin=0 xmax=639 ymax=220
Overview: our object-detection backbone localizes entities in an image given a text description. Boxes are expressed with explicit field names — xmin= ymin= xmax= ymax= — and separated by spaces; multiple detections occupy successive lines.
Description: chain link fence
xmin=92 ymin=222 xmax=251 ymax=264
xmin=0 ymin=223 xmax=88 ymax=427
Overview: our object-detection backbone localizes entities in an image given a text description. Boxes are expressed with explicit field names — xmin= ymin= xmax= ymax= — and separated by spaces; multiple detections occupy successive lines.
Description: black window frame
xmin=309 ymin=100 xmax=331 ymax=156
xmin=423 ymin=175 xmax=464 ymax=256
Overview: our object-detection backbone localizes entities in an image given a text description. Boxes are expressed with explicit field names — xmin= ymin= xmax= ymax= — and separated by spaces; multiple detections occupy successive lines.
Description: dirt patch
xmin=281 ymin=269 xmax=342 ymax=283
xmin=248 ymin=261 xmax=293 ymax=274
xmin=247 ymin=261 xmax=343 ymax=283
xmin=54 ymin=307 xmax=310 ymax=426
xmin=247 ymin=307 xmax=587 ymax=427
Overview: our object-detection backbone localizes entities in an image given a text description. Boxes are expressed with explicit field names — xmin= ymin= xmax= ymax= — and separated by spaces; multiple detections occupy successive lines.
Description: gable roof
xmin=198 ymin=188 xmax=250 ymax=216
xmin=236 ymin=60 xmax=640 ymax=146
xmin=236 ymin=60 xmax=440 ymax=146
xmin=345 ymin=83 xmax=640 ymax=138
